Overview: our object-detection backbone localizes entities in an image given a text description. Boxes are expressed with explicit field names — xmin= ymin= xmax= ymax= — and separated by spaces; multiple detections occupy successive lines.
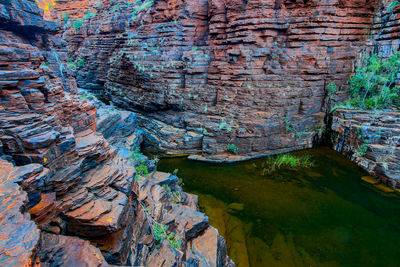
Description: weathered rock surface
xmin=133 ymin=170 xmax=233 ymax=266
xmin=0 ymin=29 xmax=136 ymax=262
xmin=331 ymin=109 xmax=400 ymax=188
xmin=54 ymin=0 xmax=380 ymax=160
xmin=0 ymin=0 xmax=136 ymax=265
xmin=0 ymin=1 xmax=235 ymax=264
xmin=89 ymin=94 xmax=234 ymax=266
xmin=369 ymin=0 xmax=400 ymax=57
xmin=2 ymin=0 xmax=398 ymax=265
xmin=36 ymin=233 xmax=110 ymax=267
xmin=50 ymin=0 xmax=400 ymax=179
xmin=0 ymin=160 xmax=40 ymax=267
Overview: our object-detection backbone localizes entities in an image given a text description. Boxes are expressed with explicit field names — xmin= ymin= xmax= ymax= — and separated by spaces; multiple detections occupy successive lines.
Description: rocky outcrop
xmin=55 ymin=0 xmax=379 ymax=160
xmin=87 ymin=90 xmax=235 ymax=266
xmin=329 ymin=1 xmax=400 ymax=188
xmin=0 ymin=158 xmax=112 ymax=266
xmin=0 ymin=160 xmax=40 ymax=267
xmin=0 ymin=1 xmax=234 ymax=264
xmin=36 ymin=233 xmax=110 ymax=267
xmin=132 ymin=170 xmax=234 ymax=266
xmin=331 ymin=109 xmax=400 ymax=188
xmin=0 ymin=1 xmax=138 ymax=264
xmin=369 ymin=0 xmax=400 ymax=57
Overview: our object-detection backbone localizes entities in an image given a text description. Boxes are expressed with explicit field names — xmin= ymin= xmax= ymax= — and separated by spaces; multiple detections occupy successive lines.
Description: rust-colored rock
xmin=0 ymin=0 xmax=136 ymax=265
xmin=0 ymin=1 xmax=235 ymax=265
xmin=35 ymin=233 xmax=110 ymax=267
xmin=0 ymin=160 xmax=40 ymax=267
xmin=56 ymin=0 xmax=380 ymax=160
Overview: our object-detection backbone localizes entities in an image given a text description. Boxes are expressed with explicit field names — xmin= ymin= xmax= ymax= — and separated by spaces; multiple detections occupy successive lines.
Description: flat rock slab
xmin=0 ymin=160 xmax=40 ymax=267
xmin=189 ymin=227 xmax=231 ymax=267
xmin=149 ymin=171 xmax=178 ymax=186
xmin=36 ymin=233 xmax=109 ymax=267
xmin=168 ymin=204 xmax=209 ymax=240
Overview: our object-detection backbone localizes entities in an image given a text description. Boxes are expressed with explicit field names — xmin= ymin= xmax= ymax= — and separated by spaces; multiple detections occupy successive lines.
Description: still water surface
xmin=158 ymin=147 xmax=400 ymax=267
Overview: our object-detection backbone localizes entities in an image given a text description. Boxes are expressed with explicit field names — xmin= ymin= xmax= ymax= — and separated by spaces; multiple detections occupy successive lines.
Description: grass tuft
xmin=262 ymin=154 xmax=314 ymax=174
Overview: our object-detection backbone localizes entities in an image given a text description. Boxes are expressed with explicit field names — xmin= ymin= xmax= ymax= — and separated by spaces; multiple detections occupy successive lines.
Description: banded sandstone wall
xmin=0 ymin=1 xmax=233 ymax=265
xmin=56 ymin=0 xmax=378 ymax=161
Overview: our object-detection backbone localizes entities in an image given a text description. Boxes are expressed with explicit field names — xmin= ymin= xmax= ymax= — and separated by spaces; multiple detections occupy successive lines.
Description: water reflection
xmin=158 ymin=147 xmax=400 ymax=267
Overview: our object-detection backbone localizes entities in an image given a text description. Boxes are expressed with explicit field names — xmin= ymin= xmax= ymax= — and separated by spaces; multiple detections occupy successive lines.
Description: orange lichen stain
xmin=28 ymin=193 xmax=55 ymax=214
xmin=35 ymin=0 xmax=56 ymax=14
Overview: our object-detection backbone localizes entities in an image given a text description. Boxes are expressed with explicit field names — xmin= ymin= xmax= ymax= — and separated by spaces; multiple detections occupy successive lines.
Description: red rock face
xmin=1 ymin=2 xmax=234 ymax=266
xmin=58 ymin=0 xmax=378 ymax=160
xmin=369 ymin=0 xmax=400 ymax=56
xmin=0 ymin=1 xmax=136 ymax=265
xmin=328 ymin=1 xmax=400 ymax=188
xmin=0 ymin=160 xmax=40 ymax=267
xmin=37 ymin=0 xmax=98 ymax=20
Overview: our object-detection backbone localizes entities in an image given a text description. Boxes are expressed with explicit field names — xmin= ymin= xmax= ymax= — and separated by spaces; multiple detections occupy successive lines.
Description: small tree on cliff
xmin=334 ymin=51 xmax=400 ymax=110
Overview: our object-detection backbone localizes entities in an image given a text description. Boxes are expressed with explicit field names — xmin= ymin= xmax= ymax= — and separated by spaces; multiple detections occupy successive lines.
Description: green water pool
xmin=157 ymin=147 xmax=400 ymax=267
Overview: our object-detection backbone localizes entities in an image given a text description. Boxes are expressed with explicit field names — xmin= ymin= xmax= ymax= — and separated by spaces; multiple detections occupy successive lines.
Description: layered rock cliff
xmin=0 ymin=0 xmax=234 ymax=265
xmin=47 ymin=0 xmax=399 ymax=188
xmin=55 ymin=0 xmax=379 ymax=161
xmin=331 ymin=109 xmax=400 ymax=188
xmin=0 ymin=1 xmax=136 ymax=264
xmin=330 ymin=0 xmax=400 ymax=188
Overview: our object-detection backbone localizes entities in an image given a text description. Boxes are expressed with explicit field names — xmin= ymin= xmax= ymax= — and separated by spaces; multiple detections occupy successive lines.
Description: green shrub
xmin=356 ymin=144 xmax=368 ymax=156
xmin=62 ymin=12 xmax=69 ymax=23
xmin=85 ymin=11 xmax=96 ymax=20
xmin=342 ymin=51 xmax=400 ymax=110
xmin=387 ymin=1 xmax=400 ymax=12
xmin=77 ymin=58 xmax=85 ymax=68
xmin=162 ymin=184 xmax=181 ymax=204
xmin=152 ymin=222 xmax=181 ymax=249
xmin=262 ymin=154 xmax=314 ymax=174
xmin=355 ymin=127 xmax=368 ymax=156
xmin=73 ymin=19 xmax=84 ymax=30
xmin=135 ymin=164 xmax=148 ymax=175
xmin=327 ymin=82 xmax=337 ymax=98
xmin=227 ymin=144 xmax=239 ymax=154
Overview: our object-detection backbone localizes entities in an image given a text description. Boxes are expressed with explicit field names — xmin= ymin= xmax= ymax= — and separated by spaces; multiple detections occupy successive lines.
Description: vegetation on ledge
xmin=332 ymin=51 xmax=400 ymax=111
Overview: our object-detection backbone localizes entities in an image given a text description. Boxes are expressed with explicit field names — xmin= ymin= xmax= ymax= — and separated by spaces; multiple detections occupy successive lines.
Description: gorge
xmin=0 ymin=0 xmax=399 ymax=266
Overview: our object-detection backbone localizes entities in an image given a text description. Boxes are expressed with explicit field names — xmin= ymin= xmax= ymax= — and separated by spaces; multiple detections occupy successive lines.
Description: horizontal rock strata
xmin=54 ymin=0 xmax=378 ymax=160
xmin=0 ymin=1 xmax=235 ymax=265
xmin=331 ymin=109 xmax=400 ymax=188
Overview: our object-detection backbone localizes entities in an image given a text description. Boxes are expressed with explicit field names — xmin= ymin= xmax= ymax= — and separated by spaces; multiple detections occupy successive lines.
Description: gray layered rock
xmin=331 ymin=109 xmax=400 ymax=188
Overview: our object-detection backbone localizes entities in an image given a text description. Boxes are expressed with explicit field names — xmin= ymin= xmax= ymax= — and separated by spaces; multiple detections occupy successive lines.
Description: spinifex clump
xmin=259 ymin=154 xmax=314 ymax=175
